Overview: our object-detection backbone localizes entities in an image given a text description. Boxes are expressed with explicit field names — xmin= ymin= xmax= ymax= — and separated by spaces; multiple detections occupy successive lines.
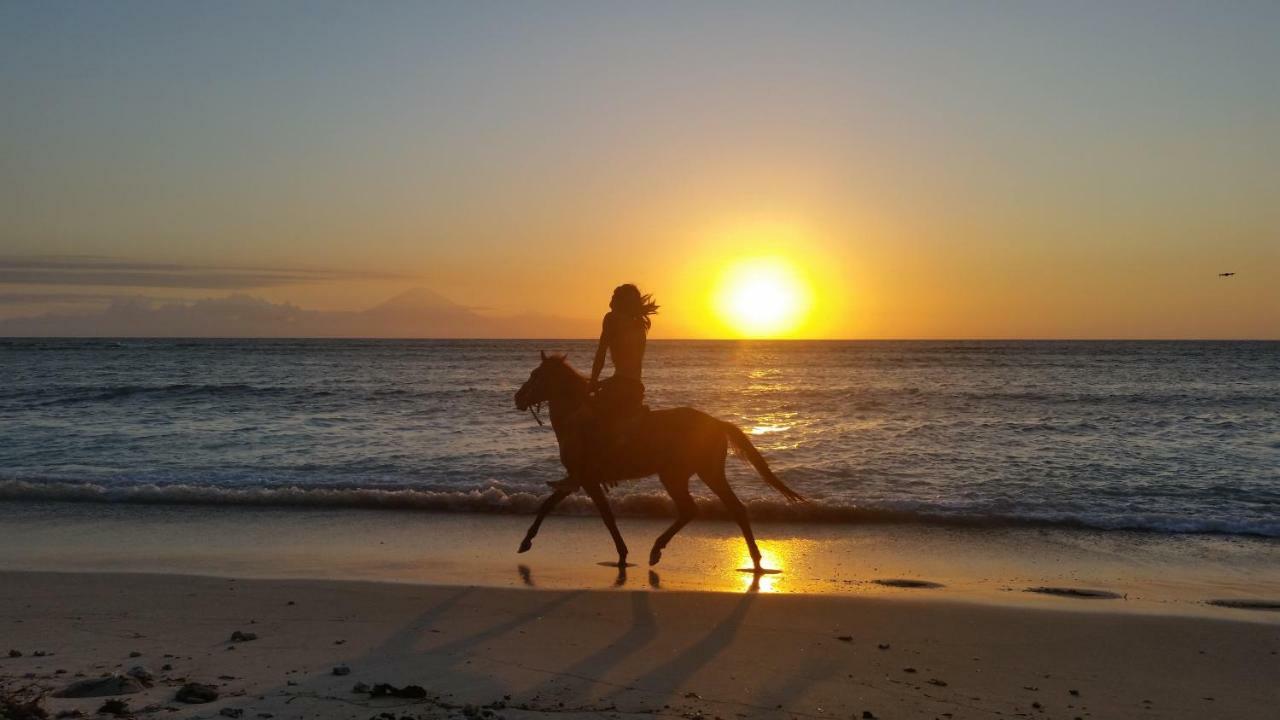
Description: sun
xmin=713 ymin=257 xmax=813 ymax=338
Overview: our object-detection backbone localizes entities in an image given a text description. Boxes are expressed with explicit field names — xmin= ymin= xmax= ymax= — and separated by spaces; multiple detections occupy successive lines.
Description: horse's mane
xmin=544 ymin=354 xmax=588 ymax=384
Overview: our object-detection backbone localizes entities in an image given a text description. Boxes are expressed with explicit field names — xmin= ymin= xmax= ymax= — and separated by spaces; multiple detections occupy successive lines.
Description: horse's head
xmin=515 ymin=350 xmax=564 ymax=411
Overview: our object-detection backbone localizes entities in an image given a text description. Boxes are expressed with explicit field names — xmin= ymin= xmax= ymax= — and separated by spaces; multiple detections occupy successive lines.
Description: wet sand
xmin=2 ymin=503 xmax=1278 ymax=618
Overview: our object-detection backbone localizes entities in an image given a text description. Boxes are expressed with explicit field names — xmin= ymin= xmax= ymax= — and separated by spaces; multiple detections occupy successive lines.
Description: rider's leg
xmin=547 ymin=408 xmax=594 ymax=491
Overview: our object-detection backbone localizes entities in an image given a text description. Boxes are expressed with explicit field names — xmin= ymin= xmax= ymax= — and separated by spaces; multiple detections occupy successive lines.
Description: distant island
xmin=0 ymin=287 xmax=592 ymax=338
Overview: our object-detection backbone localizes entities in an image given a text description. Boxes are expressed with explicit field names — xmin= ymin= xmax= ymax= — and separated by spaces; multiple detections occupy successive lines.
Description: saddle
xmin=545 ymin=404 xmax=649 ymax=492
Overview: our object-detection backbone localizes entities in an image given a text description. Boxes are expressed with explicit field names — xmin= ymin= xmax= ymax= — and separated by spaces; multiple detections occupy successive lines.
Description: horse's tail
xmin=722 ymin=422 xmax=804 ymax=502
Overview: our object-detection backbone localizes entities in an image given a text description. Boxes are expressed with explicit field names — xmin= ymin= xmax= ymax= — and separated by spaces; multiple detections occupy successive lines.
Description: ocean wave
xmin=24 ymin=383 xmax=332 ymax=405
xmin=6 ymin=382 xmax=501 ymax=406
xmin=1 ymin=479 xmax=1276 ymax=538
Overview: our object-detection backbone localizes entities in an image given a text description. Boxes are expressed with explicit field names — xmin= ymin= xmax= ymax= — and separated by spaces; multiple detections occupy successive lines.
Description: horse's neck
xmin=547 ymin=384 xmax=587 ymax=439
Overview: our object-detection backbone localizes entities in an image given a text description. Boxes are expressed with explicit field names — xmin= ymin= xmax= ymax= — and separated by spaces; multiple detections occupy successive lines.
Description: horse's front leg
xmin=583 ymin=482 xmax=628 ymax=566
xmin=518 ymin=486 xmax=572 ymax=553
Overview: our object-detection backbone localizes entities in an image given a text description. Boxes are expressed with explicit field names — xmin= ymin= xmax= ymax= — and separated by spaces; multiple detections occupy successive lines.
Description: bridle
xmin=529 ymin=400 xmax=545 ymax=427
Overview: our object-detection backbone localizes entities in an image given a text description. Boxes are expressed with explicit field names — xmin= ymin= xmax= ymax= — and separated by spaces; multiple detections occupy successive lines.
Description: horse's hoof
xmin=517 ymin=539 xmax=532 ymax=553
xmin=649 ymin=548 xmax=663 ymax=566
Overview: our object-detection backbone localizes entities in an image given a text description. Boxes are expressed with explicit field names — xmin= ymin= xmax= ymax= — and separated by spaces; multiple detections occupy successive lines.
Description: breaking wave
xmin=1 ymin=478 xmax=1276 ymax=538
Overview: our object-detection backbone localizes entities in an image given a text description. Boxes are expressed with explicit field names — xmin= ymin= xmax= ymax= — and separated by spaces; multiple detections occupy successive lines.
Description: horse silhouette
xmin=514 ymin=352 xmax=803 ymax=570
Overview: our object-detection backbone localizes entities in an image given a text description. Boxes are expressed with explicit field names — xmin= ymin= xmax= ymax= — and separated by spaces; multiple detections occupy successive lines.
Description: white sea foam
xmin=2 ymin=479 xmax=1277 ymax=537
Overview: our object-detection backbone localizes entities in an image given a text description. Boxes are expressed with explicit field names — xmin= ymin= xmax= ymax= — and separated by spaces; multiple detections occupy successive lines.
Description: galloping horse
xmin=513 ymin=352 xmax=803 ymax=571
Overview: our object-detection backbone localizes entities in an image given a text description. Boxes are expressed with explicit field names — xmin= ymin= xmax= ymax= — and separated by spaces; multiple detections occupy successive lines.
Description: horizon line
xmin=2 ymin=335 xmax=1277 ymax=343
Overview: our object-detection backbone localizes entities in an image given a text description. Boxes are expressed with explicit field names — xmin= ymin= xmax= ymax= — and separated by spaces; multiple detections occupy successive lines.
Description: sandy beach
xmin=3 ymin=505 xmax=1280 ymax=719
xmin=3 ymin=570 xmax=1278 ymax=720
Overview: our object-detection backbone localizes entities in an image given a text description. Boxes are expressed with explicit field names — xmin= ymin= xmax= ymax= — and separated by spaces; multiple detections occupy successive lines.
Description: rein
xmin=529 ymin=401 xmax=545 ymax=427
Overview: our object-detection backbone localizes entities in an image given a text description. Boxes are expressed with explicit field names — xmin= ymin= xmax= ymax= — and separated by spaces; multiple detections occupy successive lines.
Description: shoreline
xmin=3 ymin=570 xmax=1279 ymax=720
xmin=4 ymin=482 xmax=1278 ymax=539
xmin=2 ymin=501 xmax=1278 ymax=622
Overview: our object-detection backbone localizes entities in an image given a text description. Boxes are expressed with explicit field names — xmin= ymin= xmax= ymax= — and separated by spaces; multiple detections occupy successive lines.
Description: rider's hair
xmin=610 ymin=284 xmax=659 ymax=330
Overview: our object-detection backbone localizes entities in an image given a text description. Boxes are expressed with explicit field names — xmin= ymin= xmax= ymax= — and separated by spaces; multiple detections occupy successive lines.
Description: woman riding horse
xmin=548 ymin=284 xmax=659 ymax=492
xmin=514 ymin=286 xmax=804 ymax=570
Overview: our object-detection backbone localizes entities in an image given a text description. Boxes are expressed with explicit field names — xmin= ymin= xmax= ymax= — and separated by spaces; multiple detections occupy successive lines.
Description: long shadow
xmin=366 ymin=585 xmax=475 ymax=659
xmin=746 ymin=642 xmax=848 ymax=713
xmin=522 ymin=589 xmax=659 ymax=702
xmin=602 ymin=586 xmax=758 ymax=707
xmin=329 ymin=583 xmax=588 ymax=703
xmin=413 ymin=588 xmax=586 ymax=659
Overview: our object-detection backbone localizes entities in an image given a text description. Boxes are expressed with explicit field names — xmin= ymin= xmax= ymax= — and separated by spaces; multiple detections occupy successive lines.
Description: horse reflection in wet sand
xmin=514 ymin=352 xmax=804 ymax=571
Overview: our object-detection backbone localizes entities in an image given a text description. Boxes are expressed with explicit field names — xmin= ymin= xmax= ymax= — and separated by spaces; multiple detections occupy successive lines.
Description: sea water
xmin=1 ymin=339 xmax=1277 ymax=537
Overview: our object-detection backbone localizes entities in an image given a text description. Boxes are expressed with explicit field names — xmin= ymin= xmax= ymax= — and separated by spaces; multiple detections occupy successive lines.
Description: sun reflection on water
xmin=727 ymin=539 xmax=813 ymax=593
xmin=749 ymin=424 xmax=789 ymax=435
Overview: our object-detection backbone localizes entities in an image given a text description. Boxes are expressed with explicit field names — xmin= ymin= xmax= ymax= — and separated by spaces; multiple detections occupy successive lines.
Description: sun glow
xmin=713 ymin=257 xmax=814 ymax=338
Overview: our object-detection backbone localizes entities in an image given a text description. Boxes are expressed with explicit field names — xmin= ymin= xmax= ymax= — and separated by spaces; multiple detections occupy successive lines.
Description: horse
xmin=513 ymin=351 xmax=804 ymax=571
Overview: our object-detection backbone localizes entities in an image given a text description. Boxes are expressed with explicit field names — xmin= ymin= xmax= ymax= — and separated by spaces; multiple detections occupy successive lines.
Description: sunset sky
xmin=2 ymin=2 xmax=1277 ymax=338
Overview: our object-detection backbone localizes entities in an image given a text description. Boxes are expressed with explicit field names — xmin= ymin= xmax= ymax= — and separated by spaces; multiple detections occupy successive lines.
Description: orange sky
xmin=1 ymin=3 xmax=1277 ymax=338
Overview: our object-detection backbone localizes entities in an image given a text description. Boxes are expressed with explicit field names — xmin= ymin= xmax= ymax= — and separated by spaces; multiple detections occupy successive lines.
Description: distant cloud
xmin=0 ymin=292 xmax=138 ymax=305
xmin=0 ymin=256 xmax=408 ymax=289
xmin=0 ymin=288 xmax=592 ymax=339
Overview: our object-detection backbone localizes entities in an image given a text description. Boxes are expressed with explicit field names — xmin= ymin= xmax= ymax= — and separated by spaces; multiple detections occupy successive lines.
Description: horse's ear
xmin=540 ymin=350 xmax=547 ymax=362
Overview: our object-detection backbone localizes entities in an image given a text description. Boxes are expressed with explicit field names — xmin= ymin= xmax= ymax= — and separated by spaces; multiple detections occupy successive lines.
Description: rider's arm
xmin=590 ymin=313 xmax=611 ymax=386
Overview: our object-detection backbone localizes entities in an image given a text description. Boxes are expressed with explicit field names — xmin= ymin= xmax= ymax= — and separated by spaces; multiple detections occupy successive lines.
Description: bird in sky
xmin=1218 ymin=272 xmax=1236 ymax=277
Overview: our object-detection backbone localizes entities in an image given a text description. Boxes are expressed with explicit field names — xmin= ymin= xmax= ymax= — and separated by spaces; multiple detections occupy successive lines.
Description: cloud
xmin=0 ymin=256 xmax=408 ymax=289
xmin=0 ymin=288 xmax=592 ymax=338
xmin=0 ymin=292 xmax=136 ymax=305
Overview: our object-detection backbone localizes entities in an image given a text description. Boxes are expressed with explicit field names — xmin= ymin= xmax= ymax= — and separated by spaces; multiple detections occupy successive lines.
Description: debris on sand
xmin=53 ymin=675 xmax=146 ymax=698
xmin=1024 ymin=587 xmax=1121 ymax=600
xmin=368 ymin=684 xmax=428 ymax=700
xmin=1206 ymin=599 xmax=1280 ymax=611
xmin=125 ymin=666 xmax=154 ymax=685
xmin=229 ymin=631 xmax=258 ymax=642
xmin=175 ymin=683 xmax=219 ymax=704
xmin=7 ymin=649 xmax=22 ymax=658
xmin=332 ymin=665 xmax=351 ymax=676
xmin=1 ymin=688 xmax=49 ymax=720
xmin=219 ymin=708 xmax=244 ymax=718
xmin=96 ymin=699 xmax=129 ymax=717
xmin=872 ymin=579 xmax=944 ymax=589
xmin=835 ymin=636 xmax=853 ymax=642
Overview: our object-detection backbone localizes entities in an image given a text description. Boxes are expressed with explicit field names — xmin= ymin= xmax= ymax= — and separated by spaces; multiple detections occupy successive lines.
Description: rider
xmin=548 ymin=284 xmax=658 ymax=491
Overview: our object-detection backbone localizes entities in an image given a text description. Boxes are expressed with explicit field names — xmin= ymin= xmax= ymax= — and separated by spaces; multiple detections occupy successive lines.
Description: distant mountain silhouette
xmin=0 ymin=288 xmax=591 ymax=338
xmin=367 ymin=287 xmax=464 ymax=314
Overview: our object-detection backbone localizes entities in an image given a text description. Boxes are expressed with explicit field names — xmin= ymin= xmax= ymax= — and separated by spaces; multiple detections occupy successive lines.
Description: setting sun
xmin=713 ymin=258 xmax=814 ymax=338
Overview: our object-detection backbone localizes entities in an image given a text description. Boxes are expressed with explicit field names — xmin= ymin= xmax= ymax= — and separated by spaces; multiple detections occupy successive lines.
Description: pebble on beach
xmin=53 ymin=675 xmax=146 ymax=698
xmin=175 ymin=682 xmax=219 ymax=704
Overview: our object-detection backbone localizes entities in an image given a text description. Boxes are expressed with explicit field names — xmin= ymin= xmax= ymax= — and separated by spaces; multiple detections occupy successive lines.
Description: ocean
xmin=1 ymin=339 xmax=1277 ymax=537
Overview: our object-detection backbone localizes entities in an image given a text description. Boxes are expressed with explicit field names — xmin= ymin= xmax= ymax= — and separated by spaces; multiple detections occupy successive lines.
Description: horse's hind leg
xmin=583 ymin=482 xmax=629 ymax=566
xmin=649 ymin=471 xmax=695 ymax=566
xmin=700 ymin=462 xmax=764 ymax=570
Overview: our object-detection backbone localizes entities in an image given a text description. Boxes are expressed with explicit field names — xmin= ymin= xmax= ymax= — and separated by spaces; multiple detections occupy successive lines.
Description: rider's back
xmin=605 ymin=311 xmax=646 ymax=382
